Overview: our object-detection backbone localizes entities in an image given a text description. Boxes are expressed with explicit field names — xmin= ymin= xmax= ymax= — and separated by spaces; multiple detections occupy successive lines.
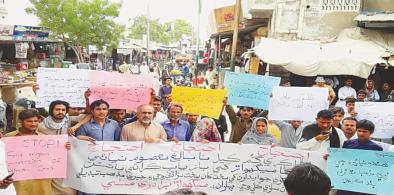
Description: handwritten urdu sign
xmin=268 ymin=87 xmax=329 ymax=121
xmin=37 ymin=67 xmax=89 ymax=107
xmin=89 ymin=71 xmax=153 ymax=110
xmin=37 ymin=68 xmax=153 ymax=109
xmin=355 ymin=102 xmax=394 ymax=138
xmin=171 ymin=86 xmax=227 ymax=119
xmin=63 ymin=138 xmax=325 ymax=195
xmin=328 ymin=148 xmax=394 ymax=195
xmin=223 ymin=72 xmax=280 ymax=109
xmin=2 ymin=135 xmax=68 ymax=181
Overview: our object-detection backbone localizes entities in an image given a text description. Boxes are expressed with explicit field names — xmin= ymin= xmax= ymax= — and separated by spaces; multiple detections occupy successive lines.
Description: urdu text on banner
xmin=223 ymin=72 xmax=281 ymax=109
xmin=268 ymin=87 xmax=330 ymax=121
xmin=171 ymin=86 xmax=227 ymax=119
xmin=63 ymin=138 xmax=325 ymax=195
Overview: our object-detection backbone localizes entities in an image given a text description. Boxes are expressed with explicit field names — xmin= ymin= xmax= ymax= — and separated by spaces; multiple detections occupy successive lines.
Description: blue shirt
xmin=161 ymin=119 xmax=191 ymax=141
xmin=343 ymin=139 xmax=383 ymax=151
xmin=76 ymin=118 xmax=121 ymax=141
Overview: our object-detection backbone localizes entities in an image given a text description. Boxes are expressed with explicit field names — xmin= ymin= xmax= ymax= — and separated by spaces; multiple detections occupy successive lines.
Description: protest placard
xmin=268 ymin=87 xmax=329 ymax=121
xmin=36 ymin=67 xmax=89 ymax=107
xmin=36 ymin=68 xmax=153 ymax=109
xmin=89 ymin=71 xmax=153 ymax=109
xmin=223 ymin=72 xmax=280 ymax=109
xmin=355 ymin=102 xmax=394 ymax=138
xmin=328 ymin=148 xmax=394 ymax=194
xmin=171 ymin=86 xmax=227 ymax=119
xmin=2 ymin=135 xmax=68 ymax=181
xmin=63 ymin=137 xmax=325 ymax=195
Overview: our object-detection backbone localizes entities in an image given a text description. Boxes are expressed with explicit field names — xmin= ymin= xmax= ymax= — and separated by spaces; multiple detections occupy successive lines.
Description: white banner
xmin=36 ymin=68 xmax=89 ymax=108
xmin=268 ymin=87 xmax=329 ymax=121
xmin=63 ymin=138 xmax=326 ymax=195
xmin=355 ymin=102 xmax=394 ymax=138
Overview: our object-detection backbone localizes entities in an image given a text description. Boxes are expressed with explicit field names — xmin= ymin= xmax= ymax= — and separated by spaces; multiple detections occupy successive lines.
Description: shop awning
xmin=355 ymin=12 xmax=394 ymax=28
xmin=253 ymin=28 xmax=393 ymax=79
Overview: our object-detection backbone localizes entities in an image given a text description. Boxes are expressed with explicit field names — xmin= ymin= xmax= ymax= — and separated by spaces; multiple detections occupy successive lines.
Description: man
xmin=161 ymin=104 xmax=191 ymax=142
xmin=139 ymin=62 xmax=150 ymax=75
xmin=5 ymin=109 xmax=57 ymax=195
xmin=284 ymin=163 xmax=331 ymax=195
xmin=109 ymin=109 xmax=137 ymax=129
xmin=356 ymin=90 xmax=367 ymax=102
xmin=312 ymin=76 xmax=336 ymax=104
xmin=297 ymin=109 xmax=346 ymax=153
xmin=186 ymin=113 xmax=199 ymax=136
xmin=151 ymin=96 xmax=168 ymax=124
xmin=68 ymin=107 xmax=84 ymax=116
xmin=380 ymin=82 xmax=392 ymax=101
xmin=272 ymin=120 xmax=307 ymax=149
xmin=204 ymin=66 xmax=217 ymax=89
xmin=330 ymin=107 xmax=344 ymax=129
xmin=76 ymin=99 xmax=120 ymax=142
xmin=341 ymin=117 xmax=358 ymax=140
xmin=159 ymin=77 xmax=172 ymax=99
xmin=226 ymin=105 xmax=254 ymax=143
xmin=336 ymin=78 xmax=357 ymax=108
xmin=337 ymin=120 xmax=382 ymax=195
xmin=121 ymin=104 xmax=166 ymax=142
xmin=344 ymin=98 xmax=357 ymax=118
xmin=37 ymin=100 xmax=78 ymax=195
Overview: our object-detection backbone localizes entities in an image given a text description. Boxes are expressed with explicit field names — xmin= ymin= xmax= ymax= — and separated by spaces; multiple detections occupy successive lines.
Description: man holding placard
xmin=226 ymin=104 xmax=254 ymax=143
xmin=5 ymin=109 xmax=54 ymax=195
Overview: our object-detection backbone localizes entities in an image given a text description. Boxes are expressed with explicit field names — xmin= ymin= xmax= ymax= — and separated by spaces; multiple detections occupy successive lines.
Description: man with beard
xmin=297 ymin=109 xmax=346 ymax=153
xmin=341 ymin=117 xmax=358 ymax=140
xmin=109 ymin=109 xmax=137 ymax=129
xmin=37 ymin=100 xmax=84 ymax=195
xmin=121 ymin=104 xmax=166 ymax=143
xmin=226 ymin=105 xmax=254 ymax=143
xmin=161 ymin=104 xmax=191 ymax=142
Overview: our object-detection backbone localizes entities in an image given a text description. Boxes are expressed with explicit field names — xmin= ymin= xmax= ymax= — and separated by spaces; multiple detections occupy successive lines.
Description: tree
xmin=26 ymin=0 xmax=124 ymax=63
xmin=128 ymin=16 xmax=194 ymax=45
xmin=128 ymin=15 xmax=170 ymax=45
xmin=164 ymin=19 xmax=193 ymax=43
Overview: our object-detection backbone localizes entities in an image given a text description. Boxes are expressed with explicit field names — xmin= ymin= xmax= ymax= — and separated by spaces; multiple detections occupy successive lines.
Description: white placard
xmin=268 ymin=87 xmax=329 ymax=121
xmin=355 ymin=102 xmax=394 ymax=138
xmin=63 ymin=138 xmax=325 ymax=195
xmin=36 ymin=67 xmax=89 ymax=107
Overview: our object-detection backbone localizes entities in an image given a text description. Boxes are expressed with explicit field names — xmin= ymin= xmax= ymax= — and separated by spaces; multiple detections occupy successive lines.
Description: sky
xmin=4 ymin=0 xmax=235 ymax=40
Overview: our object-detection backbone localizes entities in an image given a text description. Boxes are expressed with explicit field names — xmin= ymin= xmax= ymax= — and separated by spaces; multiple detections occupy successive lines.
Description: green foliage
xmin=128 ymin=16 xmax=193 ymax=45
xmin=26 ymin=0 xmax=124 ymax=50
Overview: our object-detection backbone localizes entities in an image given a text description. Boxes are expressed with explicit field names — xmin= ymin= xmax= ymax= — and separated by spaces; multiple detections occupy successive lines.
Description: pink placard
xmin=90 ymin=87 xmax=152 ymax=109
xmin=2 ymin=135 xmax=68 ymax=181
xmin=90 ymin=71 xmax=153 ymax=88
xmin=89 ymin=71 xmax=153 ymax=109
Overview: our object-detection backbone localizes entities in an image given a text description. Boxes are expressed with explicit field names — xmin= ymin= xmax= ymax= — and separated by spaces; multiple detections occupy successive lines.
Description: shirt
xmin=273 ymin=120 xmax=307 ymax=148
xmin=296 ymin=125 xmax=347 ymax=153
xmin=0 ymin=141 xmax=16 ymax=195
xmin=153 ymin=112 xmax=168 ymax=124
xmin=121 ymin=121 xmax=167 ymax=141
xmin=343 ymin=139 xmax=383 ymax=151
xmin=161 ymin=119 xmax=191 ymax=141
xmin=226 ymin=105 xmax=253 ymax=143
xmin=76 ymin=118 xmax=120 ymax=141
xmin=336 ymin=86 xmax=357 ymax=108
xmin=159 ymin=85 xmax=172 ymax=99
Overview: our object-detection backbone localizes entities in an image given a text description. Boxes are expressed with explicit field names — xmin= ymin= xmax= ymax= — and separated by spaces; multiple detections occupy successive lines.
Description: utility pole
xmin=194 ymin=0 xmax=201 ymax=82
xmin=230 ymin=0 xmax=241 ymax=72
xmin=146 ymin=0 xmax=150 ymax=66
